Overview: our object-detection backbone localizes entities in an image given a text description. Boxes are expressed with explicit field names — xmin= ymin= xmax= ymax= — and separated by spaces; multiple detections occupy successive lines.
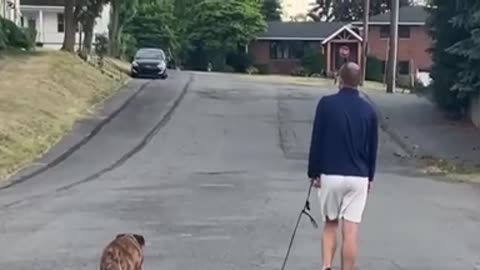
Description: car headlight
xmin=132 ymin=61 xmax=139 ymax=67
xmin=157 ymin=62 xmax=166 ymax=70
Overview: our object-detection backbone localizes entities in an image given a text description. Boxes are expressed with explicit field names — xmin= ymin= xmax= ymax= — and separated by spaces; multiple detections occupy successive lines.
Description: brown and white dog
xmin=100 ymin=233 xmax=145 ymax=270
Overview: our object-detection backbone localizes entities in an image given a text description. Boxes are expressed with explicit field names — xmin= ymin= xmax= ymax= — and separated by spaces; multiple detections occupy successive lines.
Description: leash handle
xmin=303 ymin=182 xmax=318 ymax=228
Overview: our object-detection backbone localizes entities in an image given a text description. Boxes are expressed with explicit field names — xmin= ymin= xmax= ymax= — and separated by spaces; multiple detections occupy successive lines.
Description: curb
xmin=0 ymin=79 xmax=153 ymax=190
xmin=360 ymin=90 xmax=415 ymax=158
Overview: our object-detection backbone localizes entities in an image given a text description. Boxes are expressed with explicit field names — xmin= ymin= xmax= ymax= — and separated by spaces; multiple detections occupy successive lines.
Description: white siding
xmin=20 ymin=4 xmax=110 ymax=50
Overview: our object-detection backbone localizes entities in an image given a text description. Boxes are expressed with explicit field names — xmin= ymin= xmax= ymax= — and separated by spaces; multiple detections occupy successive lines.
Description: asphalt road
xmin=0 ymin=72 xmax=479 ymax=270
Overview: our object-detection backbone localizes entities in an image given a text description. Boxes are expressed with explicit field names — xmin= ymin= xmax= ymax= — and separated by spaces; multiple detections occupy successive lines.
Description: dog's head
xmin=116 ymin=233 xmax=145 ymax=247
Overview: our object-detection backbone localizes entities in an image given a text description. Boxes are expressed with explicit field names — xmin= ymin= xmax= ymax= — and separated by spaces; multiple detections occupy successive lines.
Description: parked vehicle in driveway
xmin=130 ymin=48 xmax=168 ymax=79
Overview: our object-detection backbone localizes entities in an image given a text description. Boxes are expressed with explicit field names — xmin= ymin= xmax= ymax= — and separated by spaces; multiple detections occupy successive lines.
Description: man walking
xmin=307 ymin=62 xmax=378 ymax=270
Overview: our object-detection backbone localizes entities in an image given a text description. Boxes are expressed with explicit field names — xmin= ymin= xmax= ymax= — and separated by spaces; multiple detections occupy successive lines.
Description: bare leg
xmin=341 ymin=220 xmax=360 ymax=270
xmin=322 ymin=219 xmax=339 ymax=270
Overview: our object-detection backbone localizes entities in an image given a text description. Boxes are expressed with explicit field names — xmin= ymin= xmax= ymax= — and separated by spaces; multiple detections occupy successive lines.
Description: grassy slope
xmin=0 ymin=51 xmax=124 ymax=180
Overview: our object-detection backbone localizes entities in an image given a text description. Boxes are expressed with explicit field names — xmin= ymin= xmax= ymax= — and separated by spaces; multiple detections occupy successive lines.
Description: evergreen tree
xmin=261 ymin=0 xmax=282 ymax=21
xmin=427 ymin=0 xmax=473 ymax=113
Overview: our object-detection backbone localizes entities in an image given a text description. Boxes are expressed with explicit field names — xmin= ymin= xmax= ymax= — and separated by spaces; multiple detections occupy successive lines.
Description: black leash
xmin=280 ymin=182 xmax=319 ymax=270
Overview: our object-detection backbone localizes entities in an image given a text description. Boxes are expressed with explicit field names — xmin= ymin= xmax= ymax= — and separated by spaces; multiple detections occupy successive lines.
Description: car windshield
xmin=135 ymin=50 xmax=165 ymax=60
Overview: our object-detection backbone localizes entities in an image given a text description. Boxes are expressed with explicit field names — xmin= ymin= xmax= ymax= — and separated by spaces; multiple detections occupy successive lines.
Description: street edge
xmin=0 ymin=79 xmax=152 ymax=190
xmin=360 ymin=90 xmax=415 ymax=158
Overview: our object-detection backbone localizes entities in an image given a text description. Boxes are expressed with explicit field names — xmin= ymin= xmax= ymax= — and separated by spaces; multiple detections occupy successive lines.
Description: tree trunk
xmin=82 ymin=18 xmax=95 ymax=56
xmin=62 ymin=0 xmax=76 ymax=52
xmin=108 ymin=0 xmax=121 ymax=57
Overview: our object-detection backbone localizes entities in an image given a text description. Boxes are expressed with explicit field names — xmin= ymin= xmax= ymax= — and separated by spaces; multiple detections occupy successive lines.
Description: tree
xmin=124 ymin=0 xmax=178 ymax=58
xmin=108 ymin=0 xmax=138 ymax=57
xmin=261 ymin=0 xmax=282 ymax=21
xmin=79 ymin=0 xmax=109 ymax=58
xmin=427 ymin=0 xmax=477 ymax=114
xmin=308 ymin=0 xmax=412 ymax=22
xmin=186 ymin=0 xmax=266 ymax=70
xmin=62 ymin=0 xmax=84 ymax=52
xmin=173 ymin=0 xmax=196 ymax=65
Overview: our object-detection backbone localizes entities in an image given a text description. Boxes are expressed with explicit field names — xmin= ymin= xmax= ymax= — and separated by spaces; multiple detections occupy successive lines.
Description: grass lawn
xmin=0 ymin=50 xmax=125 ymax=181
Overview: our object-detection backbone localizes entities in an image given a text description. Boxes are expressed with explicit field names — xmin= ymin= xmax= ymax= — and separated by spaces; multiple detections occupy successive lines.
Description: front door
xmin=331 ymin=43 xmax=358 ymax=72
xmin=334 ymin=45 xmax=349 ymax=71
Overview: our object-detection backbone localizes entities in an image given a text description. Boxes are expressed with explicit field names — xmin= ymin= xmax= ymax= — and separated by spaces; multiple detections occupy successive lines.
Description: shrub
xmin=0 ymin=18 xmax=34 ymax=50
xmin=223 ymin=65 xmax=235 ymax=73
xmin=366 ymin=55 xmax=384 ymax=82
xmin=226 ymin=50 xmax=254 ymax=73
xmin=291 ymin=66 xmax=307 ymax=77
xmin=23 ymin=27 xmax=36 ymax=48
xmin=94 ymin=34 xmax=109 ymax=58
xmin=301 ymin=48 xmax=325 ymax=75
xmin=246 ymin=66 xmax=259 ymax=75
xmin=0 ymin=20 xmax=7 ymax=50
xmin=255 ymin=64 xmax=270 ymax=74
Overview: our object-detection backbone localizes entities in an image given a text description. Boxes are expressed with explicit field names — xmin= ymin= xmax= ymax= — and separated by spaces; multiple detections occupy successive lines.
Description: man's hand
xmin=311 ymin=177 xmax=321 ymax=188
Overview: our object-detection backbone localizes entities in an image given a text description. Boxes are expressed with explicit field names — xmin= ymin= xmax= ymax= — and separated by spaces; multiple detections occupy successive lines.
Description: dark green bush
xmin=94 ymin=33 xmax=109 ymax=58
xmin=365 ymin=55 xmax=384 ymax=82
xmin=226 ymin=50 xmax=254 ymax=73
xmin=223 ymin=65 xmax=235 ymax=73
xmin=291 ymin=66 xmax=307 ymax=77
xmin=301 ymin=48 xmax=325 ymax=75
xmin=0 ymin=19 xmax=9 ymax=50
xmin=255 ymin=63 xmax=270 ymax=74
xmin=0 ymin=18 xmax=34 ymax=50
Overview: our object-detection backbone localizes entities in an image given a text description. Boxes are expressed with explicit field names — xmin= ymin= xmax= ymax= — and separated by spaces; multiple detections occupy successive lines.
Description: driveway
xmin=0 ymin=72 xmax=479 ymax=270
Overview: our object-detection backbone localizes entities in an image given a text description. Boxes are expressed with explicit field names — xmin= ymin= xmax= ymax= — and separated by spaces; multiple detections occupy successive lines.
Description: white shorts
xmin=317 ymin=174 xmax=369 ymax=223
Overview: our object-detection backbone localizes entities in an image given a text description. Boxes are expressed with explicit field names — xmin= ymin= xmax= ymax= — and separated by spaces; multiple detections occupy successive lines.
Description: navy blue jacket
xmin=307 ymin=87 xmax=378 ymax=182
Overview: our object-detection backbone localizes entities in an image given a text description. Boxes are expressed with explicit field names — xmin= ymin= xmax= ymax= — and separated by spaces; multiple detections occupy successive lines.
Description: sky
xmin=281 ymin=0 xmax=426 ymax=20
xmin=281 ymin=0 xmax=313 ymax=19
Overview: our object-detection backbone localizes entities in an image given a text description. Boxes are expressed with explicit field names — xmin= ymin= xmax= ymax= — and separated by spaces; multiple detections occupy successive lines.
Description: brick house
xmin=248 ymin=21 xmax=363 ymax=75
xmin=352 ymin=5 xmax=431 ymax=75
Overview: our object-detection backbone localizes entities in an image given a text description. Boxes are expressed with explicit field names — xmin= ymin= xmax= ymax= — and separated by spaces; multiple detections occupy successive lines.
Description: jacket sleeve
xmin=368 ymin=112 xmax=379 ymax=182
xmin=308 ymin=99 xmax=324 ymax=179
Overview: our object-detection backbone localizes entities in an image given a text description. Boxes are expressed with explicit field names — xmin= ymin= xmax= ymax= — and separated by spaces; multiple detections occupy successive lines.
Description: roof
xmin=367 ymin=6 xmax=428 ymax=25
xmin=257 ymin=21 xmax=349 ymax=40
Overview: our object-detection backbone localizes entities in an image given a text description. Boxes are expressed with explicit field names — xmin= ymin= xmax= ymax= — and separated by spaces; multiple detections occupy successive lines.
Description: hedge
xmin=0 ymin=18 xmax=35 ymax=51
xmin=366 ymin=55 xmax=384 ymax=82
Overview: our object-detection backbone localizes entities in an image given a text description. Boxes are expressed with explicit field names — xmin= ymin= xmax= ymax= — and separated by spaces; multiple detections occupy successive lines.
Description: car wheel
xmin=161 ymin=73 xmax=168 ymax=80
xmin=131 ymin=72 xmax=137 ymax=78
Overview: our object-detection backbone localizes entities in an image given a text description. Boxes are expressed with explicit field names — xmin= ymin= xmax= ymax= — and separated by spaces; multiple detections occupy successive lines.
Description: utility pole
xmin=386 ymin=0 xmax=399 ymax=93
xmin=361 ymin=0 xmax=370 ymax=85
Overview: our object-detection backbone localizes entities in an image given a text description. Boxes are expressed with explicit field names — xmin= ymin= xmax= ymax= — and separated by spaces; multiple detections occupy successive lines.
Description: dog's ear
xmin=116 ymin=234 xmax=126 ymax=239
xmin=133 ymin=234 xmax=145 ymax=246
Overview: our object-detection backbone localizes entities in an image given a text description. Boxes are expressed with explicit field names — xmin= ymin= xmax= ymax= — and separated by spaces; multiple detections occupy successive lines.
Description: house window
xmin=270 ymin=41 xmax=308 ymax=59
xmin=380 ymin=25 xmax=411 ymax=39
xmin=398 ymin=61 xmax=410 ymax=75
xmin=57 ymin=13 xmax=64 ymax=32
xmin=399 ymin=26 xmax=411 ymax=38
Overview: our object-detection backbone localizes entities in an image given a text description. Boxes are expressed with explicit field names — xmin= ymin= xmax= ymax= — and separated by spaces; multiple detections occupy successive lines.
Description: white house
xmin=19 ymin=0 xmax=110 ymax=50
xmin=0 ymin=0 xmax=21 ymax=25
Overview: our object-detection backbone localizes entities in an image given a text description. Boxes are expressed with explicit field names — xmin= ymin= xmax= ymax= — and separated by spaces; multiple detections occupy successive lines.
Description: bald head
xmin=338 ymin=62 xmax=361 ymax=88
